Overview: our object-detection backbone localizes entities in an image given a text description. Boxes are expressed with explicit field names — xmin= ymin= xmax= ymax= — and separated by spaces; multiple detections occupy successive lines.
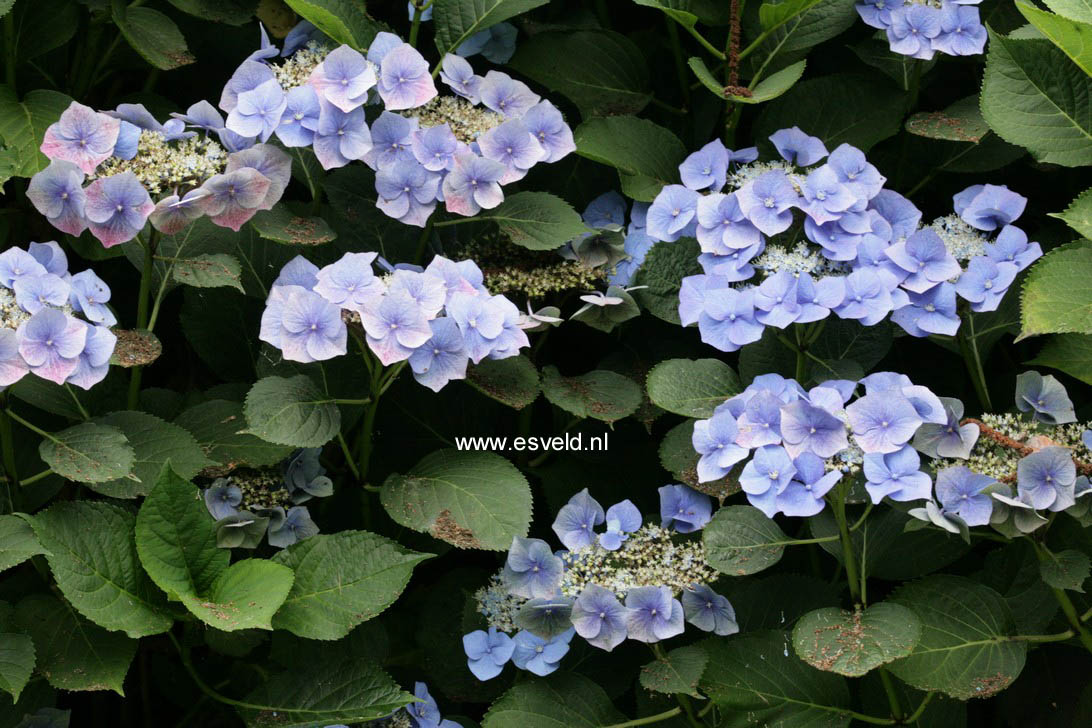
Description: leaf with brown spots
xmin=639 ymin=645 xmax=708 ymax=697
xmin=792 ymin=603 xmax=920 ymax=677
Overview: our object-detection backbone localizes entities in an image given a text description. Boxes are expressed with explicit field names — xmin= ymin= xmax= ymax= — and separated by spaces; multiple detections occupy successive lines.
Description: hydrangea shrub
xmin=0 ymin=1 xmax=1091 ymax=727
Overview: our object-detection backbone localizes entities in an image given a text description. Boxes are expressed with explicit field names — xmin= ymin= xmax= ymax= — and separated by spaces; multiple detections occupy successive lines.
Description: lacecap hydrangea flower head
xmin=461 ymin=485 xmax=737 ymax=680
xmin=0 ymin=242 xmax=117 ymax=390
xmin=644 ymin=128 xmax=1039 ymax=351
xmin=260 ymin=252 xmax=530 ymax=391
xmin=29 ymin=100 xmax=290 ymax=246
xmin=857 ymin=0 xmax=987 ymax=59
xmin=220 ymin=22 xmax=574 ymax=228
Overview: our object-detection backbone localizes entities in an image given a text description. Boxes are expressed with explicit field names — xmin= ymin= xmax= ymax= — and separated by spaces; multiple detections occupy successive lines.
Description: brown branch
xmin=962 ymin=418 xmax=1092 ymax=480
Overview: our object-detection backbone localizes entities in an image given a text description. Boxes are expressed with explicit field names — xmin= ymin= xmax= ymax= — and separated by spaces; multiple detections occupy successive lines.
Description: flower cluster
xmin=260 ymin=253 xmax=529 ymax=391
xmin=0 ymin=242 xmax=116 ymax=390
xmin=856 ymin=1 xmax=987 ymax=59
xmin=644 ymin=128 xmax=1039 ymax=351
xmin=462 ymin=485 xmax=737 ymax=681
xmin=203 ymin=448 xmax=332 ymax=549
xmin=28 ymin=101 xmax=290 ymax=246
xmin=222 ymin=23 xmax=574 ymax=227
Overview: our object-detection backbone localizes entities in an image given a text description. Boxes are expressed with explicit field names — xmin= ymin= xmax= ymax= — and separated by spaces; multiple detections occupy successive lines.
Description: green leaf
xmin=271 ymin=531 xmax=431 ymax=640
xmin=632 ymin=238 xmax=702 ymax=325
xmin=250 ymin=205 xmax=337 ymax=245
xmin=170 ymin=253 xmax=245 ymax=293
xmin=639 ymin=645 xmax=708 ymax=698
xmin=481 ymin=672 xmax=625 ymax=727
xmin=0 ymin=633 xmax=34 ymax=701
xmin=433 ymin=0 xmax=548 ymax=56
xmin=1020 ymin=241 xmax=1092 ymax=336
xmin=15 ymin=594 xmax=136 ymax=695
xmin=541 ymin=366 xmax=642 ymax=422
xmin=238 ymin=657 xmax=412 ymax=727
xmin=748 ymin=0 xmax=858 ymax=64
xmin=181 ymin=559 xmax=294 ymax=631
xmin=632 ymin=0 xmax=732 ymax=27
xmin=646 ymin=358 xmax=741 ymax=418
xmin=792 ymin=603 xmax=921 ymax=677
xmin=571 ymin=285 xmax=640 ymax=333
xmin=111 ymin=4 xmax=195 ymax=70
xmin=700 ymin=630 xmax=851 ymax=727
xmin=174 ymin=399 xmax=294 ymax=470
xmin=89 ymin=411 xmax=214 ymax=498
xmin=758 ymin=0 xmax=825 ymax=29
xmin=851 ymin=37 xmax=937 ymax=91
xmin=1051 ymin=186 xmax=1092 ymax=238
xmin=38 ymin=422 xmax=136 ymax=484
xmin=1029 ymin=333 xmax=1092 ymax=384
xmin=659 ymin=420 xmax=707 ymax=489
xmin=0 ymin=515 xmax=47 ymax=573
xmin=704 ymin=505 xmax=791 ymax=576
xmin=1046 ymin=0 xmax=1092 ymax=22
xmin=167 ymin=0 xmax=257 ymax=24
xmin=981 ymin=29 xmax=1092 ymax=166
xmin=244 ymin=375 xmax=341 ymax=447
xmin=508 ymin=30 xmax=651 ymax=117
xmin=888 ymin=575 xmax=1027 ymax=700
xmin=9 ymin=1 xmax=80 ymax=62
xmin=0 ymin=86 xmax=73 ymax=179
xmin=283 ymin=0 xmax=386 ymax=49
xmin=1017 ymin=0 xmax=1092 ymax=75
xmin=1039 ymin=548 xmax=1090 ymax=591
xmin=574 ymin=116 xmax=687 ymax=202
xmin=380 ymin=449 xmax=532 ymax=551
xmin=689 ymin=57 xmax=805 ymax=104
xmin=907 ymin=96 xmax=990 ymax=142
xmin=31 ymin=502 xmax=172 ymax=638
xmin=466 ymin=355 xmax=540 ymax=410
xmin=473 ymin=192 xmax=589 ymax=251
xmin=808 ymin=318 xmax=894 ymax=373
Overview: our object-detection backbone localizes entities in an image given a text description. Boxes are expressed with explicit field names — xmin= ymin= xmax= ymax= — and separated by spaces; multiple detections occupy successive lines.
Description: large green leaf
xmin=1046 ymin=0 xmax=1092 ymax=22
xmin=906 ymin=96 xmax=990 ymax=143
xmin=1029 ymin=333 xmax=1092 ymax=385
xmin=167 ymin=0 xmax=257 ymax=25
xmin=0 ymin=633 xmax=34 ymax=701
xmin=541 ymin=366 xmax=643 ymax=423
xmin=509 ymin=30 xmax=650 ymax=117
xmin=1017 ymin=0 xmax=1092 ymax=75
xmin=0 ymin=86 xmax=73 ymax=179
xmin=1051 ymin=186 xmax=1092 ymax=238
xmin=174 ymin=399 xmax=294 ymax=470
xmin=1020 ymin=241 xmax=1092 ymax=336
xmin=111 ymin=3 xmax=195 ymax=70
xmin=271 ymin=531 xmax=431 ymax=640
xmin=238 ymin=657 xmax=412 ymax=727
xmin=9 ymin=1 xmax=80 ymax=62
xmin=433 ymin=0 xmax=548 ymax=56
xmin=380 ymin=449 xmax=531 ymax=551
xmin=1039 ymin=548 xmax=1090 ymax=591
xmin=792 ymin=603 xmax=921 ymax=677
xmin=0 ymin=515 xmax=46 ymax=573
xmin=632 ymin=238 xmax=702 ymax=325
xmin=574 ymin=116 xmax=687 ymax=202
xmin=31 ymin=502 xmax=172 ymax=638
xmin=981 ymin=30 xmax=1092 ymax=166
xmin=700 ymin=630 xmax=852 ymax=727
xmin=482 ymin=672 xmax=625 ymax=727
xmin=90 ymin=411 xmax=214 ymax=498
xmin=181 ymin=560 xmax=294 ymax=632
xmin=704 ymin=505 xmax=791 ymax=576
xmin=171 ymin=253 xmax=245 ymax=293
xmin=283 ymin=0 xmax=386 ymax=49
xmin=466 ymin=355 xmax=540 ymax=410
xmin=639 ymin=645 xmax=708 ymax=698
xmin=888 ymin=575 xmax=1027 ymax=700
xmin=15 ymin=594 xmax=136 ymax=695
xmin=646 ymin=358 xmax=741 ymax=418
xmin=747 ymin=0 xmax=858 ymax=66
xmin=244 ymin=375 xmax=341 ymax=447
xmin=37 ymin=422 xmax=136 ymax=485
xmin=250 ymin=206 xmax=337 ymax=245
xmin=472 ymin=192 xmax=590 ymax=251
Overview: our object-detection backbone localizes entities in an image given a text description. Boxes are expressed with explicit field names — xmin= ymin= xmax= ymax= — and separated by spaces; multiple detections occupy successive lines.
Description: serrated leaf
xmin=433 ymin=0 xmax=548 ymax=56
xmin=639 ymin=645 xmax=707 ymax=697
xmin=110 ymin=329 xmax=162 ymax=368
xmin=1028 ymin=333 xmax=1092 ymax=385
xmin=31 ymin=502 xmax=172 ymax=638
xmin=244 ymin=375 xmax=341 ymax=447
xmin=1017 ymin=0 xmax=1092 ymax=75
xmin=181 ymin=559 xmax=294 ymax=631
xmin=792 ymin=603 xmax=920 ymax=677
xmin=907 ymin=96 xmax=990 ymax=142
xmin=646 ymin=358 xmax=741 ymax=418
xmin=1039 ymin=548 xmax=1090 ymax=591
xmin=15 ymin=594 xmax=135 ymax=695
xmin=541 ymin=366 xmax=642 ymax=422
xmin=509 ymin=30 xmax=650 ymax=116
xmin=90 ymin=411 xmax=214 ymax=498
xmin=9 ymin=1 xmax=79 ymax=63
xmin=574 ymin=116 xmax=687 ymax=202
xmin=700 ymin=630 xmax=852 ymax=727
xmin=238 ymin=657 xmax=412 ymax=727
xmin=758 ymin=0 xmax=825 ymax=29
xmin=271 ymin=531 xmax=431 ymax=639
xmin=0 ymin=515 xmax=47 ymax=573
xmin=466 ymin=355 xmax=540 ymax=409
xmin=851 ymin=37 xmax=937 ymax=91
xmin=1046 ymin=0 xmax=1092 ymax=22
xmin=112 ymin=4 xmax=195 ymax=70
xmin=0 ymin=86 xmax=73 ymax=179
xmin=704 ymin=505 xmax=791 ymax=576
xmin=473 ymin=192 xmax=589 ymax=251
xmin=981 ymin=30 xmax=1092 ymax=166
xmin=380 ymin=449 xmax=531 ymax=551
xmin=167 ymin=0 xmax=257 ymax=24
xmin=0 ymin=633 xmax=34 ymax=701
xmin=250 ymin=205 xmax=337 ymax=245
xmin=748 ymin=0 xmax=858 ymax=67
xmin=632 ymin=238 xmax=702 ymax=324
xmin=1051 ymin=187 xmax=1092 ymax=238
xmin=482 ymin=672 xmax=625 ymax=727
xmin=1020 ymin=241 xmax=1092 ymax=336
xmin=284 ymin=0 xmax=386 ymax=49
xmin=174 ymin=399 xmax=294 ymax=471
xmin=38 ymin=422 xmax=136 ymax=484
xmin=888 ymin=575 xmax=1027 ymax=700
xmin=170 ymin=253 xmax=245 ymax=292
